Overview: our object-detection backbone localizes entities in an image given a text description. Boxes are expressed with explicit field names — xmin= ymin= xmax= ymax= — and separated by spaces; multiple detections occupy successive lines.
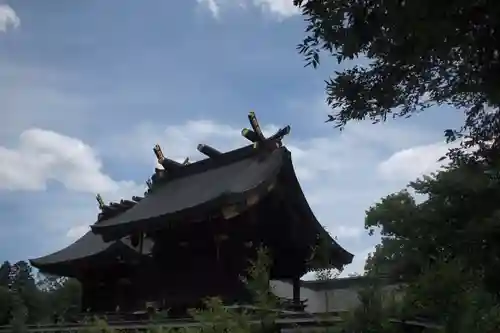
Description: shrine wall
xmin=271 ymin=277 xmax=403 ymax=313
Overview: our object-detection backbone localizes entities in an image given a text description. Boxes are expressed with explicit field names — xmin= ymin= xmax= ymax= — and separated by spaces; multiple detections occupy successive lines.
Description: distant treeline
xmin=0 ymin=260 xmax=80 ymax=325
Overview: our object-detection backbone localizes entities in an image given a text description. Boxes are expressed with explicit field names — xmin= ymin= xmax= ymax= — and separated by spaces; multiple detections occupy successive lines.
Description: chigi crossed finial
xmin=241 ymin=111 xmax=291 ymax=149
xmin=95 ymin=194 xmax=105 ymax=210
xmin=153 ymin=144 xmax=190 ymax=171
xmin=197 ymin=111 xmax=291 ymax=160
xmin=144 ymin=111 xmax=291 ymax=193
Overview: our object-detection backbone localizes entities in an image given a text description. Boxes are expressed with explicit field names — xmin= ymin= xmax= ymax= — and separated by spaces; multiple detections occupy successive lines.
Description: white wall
xmin=320 ymin=284 xmax=403 ymax=312
xmin=270 ymin=280 xmax=322 ymax=313
xmin=270 ymin=279 xmax=403 ymax=314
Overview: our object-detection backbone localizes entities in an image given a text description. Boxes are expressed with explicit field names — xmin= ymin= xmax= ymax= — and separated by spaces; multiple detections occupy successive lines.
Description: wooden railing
xmin=0 ymin=312 xmax=442 ymax=333
xmin=0 ymin=316 xmax=342 ymax=333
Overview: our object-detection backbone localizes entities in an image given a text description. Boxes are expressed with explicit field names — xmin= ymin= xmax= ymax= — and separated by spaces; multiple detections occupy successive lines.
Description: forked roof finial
xmin=241 ymin=111 xmax=291 ymax=147
xmin=96 ymin=194 xmax=105 ymax=210
xmin=248 ymin=111 xmax=266 ymax=142
xmin=153 ymin=144 xmax=186 ymax=171
xmin=153 ymin=144 xmax=165 ymax=164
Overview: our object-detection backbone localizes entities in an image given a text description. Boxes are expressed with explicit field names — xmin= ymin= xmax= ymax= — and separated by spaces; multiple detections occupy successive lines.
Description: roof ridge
xmin=95 ymin=112 xmax=291 ymax=224
xmin=93 ymin=145 xmax=260 ymax=225
xmin=146 ymin=112 xmax=290 ymax=194
xmin=147 ymin=143 xmax=257 ymax=192
xmin=95 ymin=196 xmax=139 ymax=224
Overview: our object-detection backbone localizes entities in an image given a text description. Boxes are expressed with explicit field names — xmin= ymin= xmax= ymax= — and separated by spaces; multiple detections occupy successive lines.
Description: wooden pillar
xmin=80 ymin=277 xmax=95 ymax=313
xmin=292 ymin=276 xmax=301 ymax=308
xmin=80 ymin=282 xmax=90 ymax=312
xmin=139 ymin=231 xmax=144 ymax=254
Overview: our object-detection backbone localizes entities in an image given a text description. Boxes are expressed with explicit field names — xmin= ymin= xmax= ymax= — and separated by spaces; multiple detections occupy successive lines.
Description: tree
xmin=36 ymin=273 xmax=67 ymax=293
xmin=360 ymin=158 xmax=500 ymax=331
xmin=9 ymin=293 xmax=27 ymax=333
xmin=10 ymin=261 xmax=36 ymax=294
xmin=0 ymin=260 xmax=82 ymax=325
xmin=341 ymin=285 xmax=395 ymax=333
xmin=294 ymin=0 xmax=500 ymax=150
xmin=46 ymin=278 xmax=82 ymax=320
xmin=0 ymin=261 xmax=11 ymax=288
xmin=364 ymin=161 xmax=500 ymax=295
xmin=293 ymin=3 xmax=500 ymax=327
xmin=0 ymin=286 xmax=12 ymax=325
xmin=8 ymin=261 xmax=47 ymax=324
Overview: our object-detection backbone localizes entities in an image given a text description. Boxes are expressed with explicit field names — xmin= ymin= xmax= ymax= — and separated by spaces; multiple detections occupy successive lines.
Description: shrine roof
xmin=30 ymin=113 xmax=354 ymax=272
xmin=92 ymin=144 xmax=284 ymax=240
xmin=29 ymin=230 xmax=153 ymax=270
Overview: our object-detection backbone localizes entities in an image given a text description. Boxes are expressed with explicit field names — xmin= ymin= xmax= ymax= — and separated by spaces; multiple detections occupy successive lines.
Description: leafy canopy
xmin=364 ymin=157 xmax=500 ymax=296
xmin=295 ymin=0 xmax=500 ymax=147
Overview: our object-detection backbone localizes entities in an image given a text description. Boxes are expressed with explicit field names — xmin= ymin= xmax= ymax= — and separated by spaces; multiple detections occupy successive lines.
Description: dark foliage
xmin=295 ymin=0 xmax=500 ymax=152
xmin=0 ymin=261 xmax=81 ymax=326
xmin=293 ymin=3 xmax=500 ymax=328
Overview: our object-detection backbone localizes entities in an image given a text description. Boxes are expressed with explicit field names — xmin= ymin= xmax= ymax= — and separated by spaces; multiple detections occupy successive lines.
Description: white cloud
xmin=377 ymin=141 xmax=453 ymax=181
xmin=0 ymin=128 xmax=144 ymax=200
xmin=103 ymin=119 xmax=279 ymax=169
xmin=333 ymin=226 xmax=363 ymax=239
xmin=253 ymin=0 xmax=299 ymax=18
xmin=0 ymin=128 xmax=146 ymax=249
xmin=198 ymin=0 xmax=299 ymax=20
xmin=197 ymin=0 xmax=221 ymax=18
xmin=0 ymin=5 xmax=20 ymax=32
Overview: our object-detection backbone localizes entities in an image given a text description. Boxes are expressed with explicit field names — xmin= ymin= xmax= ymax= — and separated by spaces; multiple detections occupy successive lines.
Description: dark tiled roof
xmin=92 ymin=145 xmax=284 ymax=240
xmin=29 ymin=231 xmax=153 ymax=268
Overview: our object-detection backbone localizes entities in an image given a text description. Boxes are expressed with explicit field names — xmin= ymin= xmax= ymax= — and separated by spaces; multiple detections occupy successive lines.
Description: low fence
xmin=0 ymin=316 xmax=341 ymax=333
xmin=0 ymin=314 xmax=441 ymax=333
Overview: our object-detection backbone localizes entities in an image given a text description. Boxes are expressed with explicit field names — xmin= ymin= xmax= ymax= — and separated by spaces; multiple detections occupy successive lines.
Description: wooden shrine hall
xmin=30 ymin=112 xmax=354 ymax=316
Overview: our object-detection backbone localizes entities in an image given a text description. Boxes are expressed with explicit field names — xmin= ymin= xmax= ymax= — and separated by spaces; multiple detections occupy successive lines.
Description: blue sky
xmin=0 ymin=0 xmax=463 ymax=277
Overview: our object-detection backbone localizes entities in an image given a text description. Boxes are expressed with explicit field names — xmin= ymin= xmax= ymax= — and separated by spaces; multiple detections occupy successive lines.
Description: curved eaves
xmin=92 ymin=148 xmax=286 ymax=241
xmin=30 ymin=232 xmax=151 ymax=271
xmin=282 ymin=149 xmax=354 ymax=268
xmin=30 ymin=231 xmax=113 ymax=268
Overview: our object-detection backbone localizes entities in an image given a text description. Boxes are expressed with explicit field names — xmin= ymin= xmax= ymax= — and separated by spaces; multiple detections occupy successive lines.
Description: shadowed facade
xmin=30 ymin=113 xmax=354 ymax=315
